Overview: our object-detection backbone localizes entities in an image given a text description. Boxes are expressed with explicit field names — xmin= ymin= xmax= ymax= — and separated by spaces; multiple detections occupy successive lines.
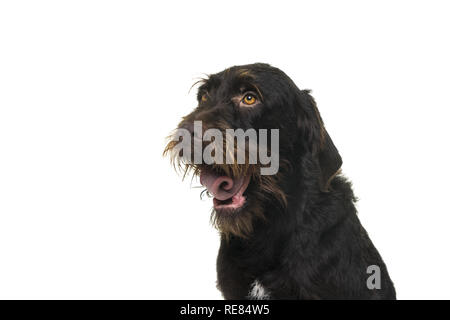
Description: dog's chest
xmin=248 ymin=280 xmax=270 ymax=300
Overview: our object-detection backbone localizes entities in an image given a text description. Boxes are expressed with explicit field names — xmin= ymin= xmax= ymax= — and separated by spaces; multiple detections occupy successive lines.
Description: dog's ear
xmin=316 ymin=129 xmax=342 ymax=191
xmin=298 ymin=91 xmax=342 ymax=191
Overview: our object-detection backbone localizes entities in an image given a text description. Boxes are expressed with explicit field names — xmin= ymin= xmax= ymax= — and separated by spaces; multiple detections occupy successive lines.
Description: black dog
xmin=165 ymin=63 xmax=396 ymax=299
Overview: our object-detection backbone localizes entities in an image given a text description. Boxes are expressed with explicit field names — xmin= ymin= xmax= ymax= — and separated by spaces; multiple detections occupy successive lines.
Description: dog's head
xmin=164 ymin=63 xmax=341 ymax=238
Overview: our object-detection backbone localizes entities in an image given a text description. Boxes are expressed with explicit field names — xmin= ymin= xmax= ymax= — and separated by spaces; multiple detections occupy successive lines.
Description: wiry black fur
xmin=167 ymin=63 xmax=396 ymax=299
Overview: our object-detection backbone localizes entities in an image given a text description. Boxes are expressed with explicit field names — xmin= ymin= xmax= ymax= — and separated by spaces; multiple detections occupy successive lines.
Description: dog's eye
xmin=242 ymin=94 xmax=257 ymax=106
xmin=201 ymin=94 xmax=208 ymax=102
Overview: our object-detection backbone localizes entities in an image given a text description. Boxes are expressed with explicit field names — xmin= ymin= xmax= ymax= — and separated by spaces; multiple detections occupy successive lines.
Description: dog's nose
xmin=179 ymin=121 xmax=205 ymax=140
xmin=179 ymin=122 xmax=194 ymax=134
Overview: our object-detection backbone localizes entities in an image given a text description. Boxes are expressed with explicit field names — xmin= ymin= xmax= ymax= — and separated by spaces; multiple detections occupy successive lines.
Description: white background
xmin=1 ymin=1 xmax=449 ymax=300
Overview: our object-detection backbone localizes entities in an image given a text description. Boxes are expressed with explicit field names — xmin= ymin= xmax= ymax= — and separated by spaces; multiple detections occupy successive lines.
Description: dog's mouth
xmin=200 ymin=168 xmax=251 ymax=211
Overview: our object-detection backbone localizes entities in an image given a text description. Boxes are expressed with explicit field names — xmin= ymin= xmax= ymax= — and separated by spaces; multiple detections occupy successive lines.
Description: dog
xmin=164 ymin=63 xmax=396 ymax=299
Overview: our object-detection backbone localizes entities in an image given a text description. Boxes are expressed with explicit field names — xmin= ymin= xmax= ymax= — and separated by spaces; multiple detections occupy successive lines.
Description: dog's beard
xmin=208 ymin=166 xmax=288 ymax=239
xmin=164 ymin=137 xmax=287 ymax=239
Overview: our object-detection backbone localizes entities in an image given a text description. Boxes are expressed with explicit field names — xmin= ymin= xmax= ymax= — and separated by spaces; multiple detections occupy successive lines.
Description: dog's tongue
xmin=200 ymin=169 xmax=248 ymax=201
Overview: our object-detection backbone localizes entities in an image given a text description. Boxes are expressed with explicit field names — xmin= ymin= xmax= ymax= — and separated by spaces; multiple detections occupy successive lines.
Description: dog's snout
xmin=179 ymin=122 xmax=195 ymax=135
xmin=179 ymin=121 xmax=207 ymax=139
